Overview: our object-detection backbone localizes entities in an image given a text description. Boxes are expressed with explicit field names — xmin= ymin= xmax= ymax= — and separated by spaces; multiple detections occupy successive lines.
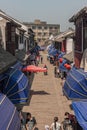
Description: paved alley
xmin=22 ymin=51 xmax=73 ymax=130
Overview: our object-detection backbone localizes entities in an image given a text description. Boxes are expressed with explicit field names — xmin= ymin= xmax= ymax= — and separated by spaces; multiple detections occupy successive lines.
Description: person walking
xmin=54 ymin=67 xmax=57 ymax=77
xmin=25 ymin=112 xmax=37 ymax=130
xmin=63 ymin=112 xmax=77 ymax=130
xmin=20 ymin=111 xmax=26 ymax=130
xmin=50 ymin=117 xmax=62 ymax=130
xmin=43 ymin=64 xmax=48 ymax=75
xmin=41 ymin=56 xmax=43 ymax=64
xmin=60 ymin=77 xmax=66 ymax=96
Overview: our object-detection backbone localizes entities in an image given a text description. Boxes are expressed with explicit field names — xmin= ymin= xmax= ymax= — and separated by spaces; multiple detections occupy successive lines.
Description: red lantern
xmin=64 ymin=63 xmax=68 ymax=67
xmin=64 ymin=63 xmax=71 ymax=70
xmin=59 ymin=58 xmax=63 ymax=63
xmin=67 ymin=65 xmax=71 ymax=70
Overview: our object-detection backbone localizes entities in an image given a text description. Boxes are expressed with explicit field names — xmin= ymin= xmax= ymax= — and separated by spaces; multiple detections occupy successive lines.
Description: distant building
xmin=24 ymin=19 xmax=60 ymax=44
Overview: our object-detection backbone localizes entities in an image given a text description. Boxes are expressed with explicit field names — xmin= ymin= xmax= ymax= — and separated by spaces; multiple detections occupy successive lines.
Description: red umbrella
xmin=22 ymin=65 xmax=36 ymax=72
xmin=22 ymin=65 xmax=47 ymax=72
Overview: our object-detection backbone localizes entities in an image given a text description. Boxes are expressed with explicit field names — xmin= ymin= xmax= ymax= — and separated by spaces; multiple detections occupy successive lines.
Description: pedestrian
xmin=19 ymin=111 xmax=26 ymax=130
xmin=57 ymin=67 xmax=59 ymax=77
xmin=60 ymin=77 xmax=65 ymax=96
xmin=50 ymin=116 xmax=62 ymax=130
xmin=63 ymin=112 xmax=77 ymax=130
xmin=41 ymin=56 xmax=43 ymax=64
xmin=36 ymin=56 xmax=40 ymax=66
xmin=25 ymin=112 xmax=37 ymax=130
xmin=43 ymin=64 xmax=48 ymax=75
xmin=54 ymin=66 xmax=57 ymax=77
xmin=45 ymin=125 xmax=50 ymax=130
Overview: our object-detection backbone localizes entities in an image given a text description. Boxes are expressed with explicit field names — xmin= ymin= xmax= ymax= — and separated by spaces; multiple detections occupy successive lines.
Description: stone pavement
xmin=22 ymin=51 xmax=73 ymax=130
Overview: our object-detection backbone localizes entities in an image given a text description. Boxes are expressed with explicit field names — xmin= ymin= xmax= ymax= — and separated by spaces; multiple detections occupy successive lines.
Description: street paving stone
xmin=22 ymin=51 xmax=73 ymax=130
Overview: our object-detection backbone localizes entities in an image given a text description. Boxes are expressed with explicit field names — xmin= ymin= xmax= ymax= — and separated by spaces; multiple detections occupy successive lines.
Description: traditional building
xmin=0 ymin=10 xmax=35 ymax=56
xmin=24 ymin=19 xmax=60 ymax=44
xmin=28 ymin=28 xmax=35 ymax=50
xmin=54 ymin=28 xmax=75 ymax=53
xmin=0 ymin=47 xmax=17 ymax=74
xmin=0 ymin=10 xmax=36 ymax=65
xmin=69 ymin=7 xmax=87 ymax=68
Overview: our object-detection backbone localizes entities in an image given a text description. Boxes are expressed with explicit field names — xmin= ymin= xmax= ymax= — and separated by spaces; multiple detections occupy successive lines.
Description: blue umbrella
xmin=0 ymin=93 xmax=20 ymax=130
xmin=11 ymin=61 xmax=23 ymax=70
xmin=47 ymin=44 xmax=55 ymax=53
xmin=59 ymin=59 xmax=68 ymax=72
xmin=3 ymin=68 xmax=30 ymax=105
xmin=63 ymin=67 xmax=87 ymax=100
xmin=58 ymin=52 xmax=65 ymax=59
xmin=72 ymin=101 xmax=87 ymax=130
xmin=49 ymin=49 xmax=59 ymax=56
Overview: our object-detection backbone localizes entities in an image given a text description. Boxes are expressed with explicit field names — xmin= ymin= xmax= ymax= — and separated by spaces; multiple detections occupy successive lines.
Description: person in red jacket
xmin=64 ymin=112 xmax=77 ymax=130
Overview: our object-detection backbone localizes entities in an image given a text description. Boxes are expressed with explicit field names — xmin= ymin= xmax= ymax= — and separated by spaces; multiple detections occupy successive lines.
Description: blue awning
xmin=11 ymin=61 xmax=23 ymax=70
xmin=48 ymin=48 xmax=55 ymax=53
xmin=31 ymin=45 xmax=41 ymax=53
xmin=57 ymin=52 xmax=65 ymax=59
xmin=63 ymin=67 xmax=87 ymax=99
xmin=48 ymin=49 xmax=59 ymax=56
xmin=40 ymin=46 xmax=46 ymax=51
xmin=0 ymin=73 xmax=7 ymax=82
xmin=3 ymin=68 xmax=30 ymax=104
xmin=0 ymin=93 xmax=20 ymax=130
xmin=47 ymin=44 xmax=54 ymax=52
xmin=59 ymin=59 xmax=68 ymax=72
xmin=72 ymin=101 xmax=87 ymax=130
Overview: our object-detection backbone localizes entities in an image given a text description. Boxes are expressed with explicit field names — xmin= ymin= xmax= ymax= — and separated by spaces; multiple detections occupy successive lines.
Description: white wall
xmin=80 ymin=48 xmax=87 ymax=72
xmin=66 ymin=38 xmax=73 ymax=54
xmin=0 ymin=18 xmax=7 ymax=50
xmin=19 ymin=43 xmax=24 ymax=50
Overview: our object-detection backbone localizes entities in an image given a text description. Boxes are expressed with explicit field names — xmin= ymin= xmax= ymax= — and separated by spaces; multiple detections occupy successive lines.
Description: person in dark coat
xmin=41 ymin=56 xmax=43 ymax=64
xmin=43 ymin=64 xmax=48 ymax=75
xmin=54 ymin=66 xmax=57 ymax=77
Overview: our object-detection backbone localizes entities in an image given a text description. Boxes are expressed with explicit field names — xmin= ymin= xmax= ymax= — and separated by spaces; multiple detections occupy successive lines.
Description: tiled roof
xmin=63 ymin=51 xmax=73 ymax=62
xmin=0 ymin=47 xmax=17 ymax=74
xmin=54 ymin=29 xmax=75 ymax=42
xmin=15 ymin=50 xmax=29 ymax=62
xmin=69 ymin=7 xmax=87 ymax=22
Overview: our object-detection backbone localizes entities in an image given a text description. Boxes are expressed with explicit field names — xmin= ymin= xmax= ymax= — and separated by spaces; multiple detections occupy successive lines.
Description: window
xmin=49 ymin=33 xmax=52 ymax=36
xmin=38 ymin=32 xmax=42 ymax=36
xmin=37 ymin=38 xmax=41 ymax=42
xmin=44 ymin=26 xmax=48 ymax=29
xmin=49 ymin=27 xmax=53 ymax=29
xmin=43 ymin=33 xmax=47 ymax=36
xmin=32 ymin=26 xmax=36 ymax=29
xmin=38 ymin=26 xmax=42 ymax=29
xmin=54 ymin=27 xmax=58 ymax=29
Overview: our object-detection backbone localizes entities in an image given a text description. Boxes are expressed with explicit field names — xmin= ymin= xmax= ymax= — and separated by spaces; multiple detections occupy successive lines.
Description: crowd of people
xmin=20 ymin=111 xmax=82 ymax=130
xmin=20 ymin=114 xmax=62 ymax=130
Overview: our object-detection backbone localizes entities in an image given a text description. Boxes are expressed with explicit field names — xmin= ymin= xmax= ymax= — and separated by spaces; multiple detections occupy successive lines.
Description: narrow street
xmin=22 ymin=51 xmax=73 ymax=130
